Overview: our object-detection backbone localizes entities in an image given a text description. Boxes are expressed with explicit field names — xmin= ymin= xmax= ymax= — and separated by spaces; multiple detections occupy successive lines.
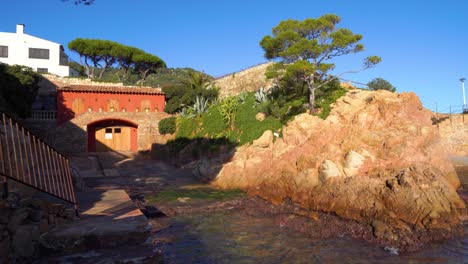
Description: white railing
xmin=31 ymin=110 xmax=57 ymax=120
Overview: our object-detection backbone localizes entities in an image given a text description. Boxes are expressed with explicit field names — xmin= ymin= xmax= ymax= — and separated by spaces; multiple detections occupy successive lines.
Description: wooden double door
xmin=95 ymin=126 xmax=131 ymax=152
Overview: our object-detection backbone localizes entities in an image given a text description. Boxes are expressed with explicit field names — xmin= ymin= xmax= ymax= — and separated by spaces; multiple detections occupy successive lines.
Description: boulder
xmin=295 ymin=169 xmax=320 ymax=190
xmin=343 ymin=150 xmax=365 ymax=177
xmin=8 ymin=208 xmax=31 ymax=232
xmin=0 ymin=235 xmax=11 ymax=263
xmin=282 ymin=113 xmax=322 ymax=146
xmin=255 ymin=112 xmax=266 ymax=121
xmin=444 ymin=171 xmax=461 ymax=190
xmin=39 ymin=218 xmax=49 ymax=234
xmin=252 ymin=130 xmax=273 ymax=148
xmin=192 ymin=158 xmax=223 ymax=182
xmin=13 ymin=225 xmax=37 ymax=258
xmin=0 ymin=209 xmax=11 ymax=224
xmin=319 ymin=160 xmax=343 ymax=181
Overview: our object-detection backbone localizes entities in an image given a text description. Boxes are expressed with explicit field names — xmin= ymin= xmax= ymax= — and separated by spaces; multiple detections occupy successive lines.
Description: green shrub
xmin=235 ymin=94 xmax=282 ymax=145
xmin=176 ymin=116 xmax=199 ymax=138
xmin=219 ymin=96 xmax=239 ymax=129
xmin=158 ymin=117 xmax=176 ymax=134
xmin=314 ymin=78 xmax=347 ymax=119
xmin=200 ymin=105 xmax=226 ymax=137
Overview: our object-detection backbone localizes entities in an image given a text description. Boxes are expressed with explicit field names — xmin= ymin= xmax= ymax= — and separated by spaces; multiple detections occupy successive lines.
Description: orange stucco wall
xmin=57 ymin=91 xmax=165 ymax=124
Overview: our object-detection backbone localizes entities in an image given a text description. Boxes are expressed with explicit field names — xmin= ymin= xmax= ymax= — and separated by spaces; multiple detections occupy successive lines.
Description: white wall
xmin=0 ymin=25 xmax=71 ymax=77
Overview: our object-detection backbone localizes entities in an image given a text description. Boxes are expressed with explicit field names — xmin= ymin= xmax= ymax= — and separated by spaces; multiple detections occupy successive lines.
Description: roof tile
xmin=58 ymin=85 xmax=165 ymax=95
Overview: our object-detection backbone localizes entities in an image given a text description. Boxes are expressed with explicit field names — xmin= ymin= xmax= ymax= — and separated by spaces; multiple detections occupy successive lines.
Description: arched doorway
xmin=87 ymin=119 xmax=138 ymax=152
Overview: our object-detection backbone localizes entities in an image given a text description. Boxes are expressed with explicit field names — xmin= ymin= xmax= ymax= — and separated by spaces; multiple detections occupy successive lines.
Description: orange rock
xmin=207 ymin=89 xmax=465 ymax=235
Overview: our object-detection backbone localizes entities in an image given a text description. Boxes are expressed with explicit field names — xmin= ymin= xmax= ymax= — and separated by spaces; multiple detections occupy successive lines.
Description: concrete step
xmin=40 ymin=190 xmax=150 ymax=254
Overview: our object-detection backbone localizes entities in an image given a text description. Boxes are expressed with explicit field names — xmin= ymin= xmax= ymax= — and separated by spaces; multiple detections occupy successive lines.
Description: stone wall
xmin=0 ymin=190 xmax=75 ymax=263
xmin=214 ymin=62 xmax=274 ymax=98
xmin=23 ymin=112 xmax=171 ymax=154
xmin=42 ymin=74 xmax=124 ymax=87
xmin=438 ymin=114 xmax=468 ymax=156
xmin=21 ymin=120 xmax=57 ymax=147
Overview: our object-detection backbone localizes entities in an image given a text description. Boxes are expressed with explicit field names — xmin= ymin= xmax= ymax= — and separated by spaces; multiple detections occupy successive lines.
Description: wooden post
xmin=1 ymin=177 xmax=7 ymax=199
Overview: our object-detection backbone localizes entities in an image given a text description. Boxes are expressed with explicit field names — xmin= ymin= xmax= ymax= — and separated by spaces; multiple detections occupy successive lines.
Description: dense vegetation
xmin=176 ymin=93 xmax=283 ymax=145
xmin=0 ymin=64 xmax=40 ymax=118
xmin=164 ymin=78 xmax=345 ymax=157
xmin=163 ymin=71 xmax=218 ymax=114
xmin=158 ymin=117 xmax=177 ymax=135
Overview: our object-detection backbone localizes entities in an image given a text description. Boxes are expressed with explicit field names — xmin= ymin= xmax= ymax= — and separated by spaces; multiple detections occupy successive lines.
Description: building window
xmin=114 ymin=128 xmax=121 ymax=134
xmin=0 ymin=46 xmax=8 ymax=58
xmin=59 ymin=46 xmax=69 ymax=66
xmin=37 ymin=68 xmax=48 ymax=73
xmin=29 ymin=48 xmax=49 ymax=59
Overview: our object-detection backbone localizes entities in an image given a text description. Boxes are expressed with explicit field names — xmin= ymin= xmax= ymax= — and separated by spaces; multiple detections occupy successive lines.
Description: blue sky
xmin=1 ymin=0 xmax=467 ymax=111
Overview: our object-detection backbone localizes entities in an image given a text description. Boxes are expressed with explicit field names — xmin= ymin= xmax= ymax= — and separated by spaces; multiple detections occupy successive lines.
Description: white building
xmin=0 ymin=24 xmax=76 ymax=77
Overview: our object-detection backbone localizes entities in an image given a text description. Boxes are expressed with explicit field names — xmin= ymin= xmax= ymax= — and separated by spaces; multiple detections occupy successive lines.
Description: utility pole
xmin=461 ymin=78 xmax=466 ymax=113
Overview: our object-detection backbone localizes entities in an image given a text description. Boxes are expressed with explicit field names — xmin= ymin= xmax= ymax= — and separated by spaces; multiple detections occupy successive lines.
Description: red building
xmin=56 ymin=85 xmax=166 ymax=152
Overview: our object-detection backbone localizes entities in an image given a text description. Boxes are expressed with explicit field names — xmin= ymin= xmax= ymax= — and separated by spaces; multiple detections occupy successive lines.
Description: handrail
xmin=31 ymin=110 xmax=57 ymax=120
xmin=0 ymin=112 xmax=77 ymax=212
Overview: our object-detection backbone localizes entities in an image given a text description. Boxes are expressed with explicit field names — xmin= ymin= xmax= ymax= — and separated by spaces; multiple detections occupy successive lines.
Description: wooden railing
xmin=0 ymin=112 xmax=77 ymax=212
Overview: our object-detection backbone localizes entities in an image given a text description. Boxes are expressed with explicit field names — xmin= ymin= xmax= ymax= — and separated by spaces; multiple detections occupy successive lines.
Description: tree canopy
xmin=68 ymin=38 xmax=166 ymax=83
xmin=367 ymin=78 xmax=396 ymax=92
xmin=260 ymin=14 xmax=381 ymax=111
xmin=0 ymin=64 xmax=40 ymax=118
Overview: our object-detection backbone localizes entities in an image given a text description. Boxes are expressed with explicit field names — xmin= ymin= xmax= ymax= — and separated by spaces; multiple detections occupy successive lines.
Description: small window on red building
xmin=105 ymin=128 xmax=112 ymax=133
xmin=114 ymin=128 xmax=121 ymax=133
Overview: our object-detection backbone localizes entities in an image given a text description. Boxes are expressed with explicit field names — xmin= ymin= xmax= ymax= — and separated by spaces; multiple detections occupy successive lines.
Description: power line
xmin=338 ymin=77 xmax=368 ymax=87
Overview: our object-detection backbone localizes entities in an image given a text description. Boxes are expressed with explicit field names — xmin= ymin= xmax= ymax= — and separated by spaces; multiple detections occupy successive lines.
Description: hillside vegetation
xmin=158 ymin=77 xmax=346 ymax=160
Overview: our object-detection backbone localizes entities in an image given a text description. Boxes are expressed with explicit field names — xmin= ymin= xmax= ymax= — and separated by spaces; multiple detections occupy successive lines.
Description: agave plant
xmin=180 ymin=107 xmax=195 ymax=118
xmin=192 ymin=96 xmax=209 ymax=115
xmin=238 ymin=92 xmax=248 ymax=103
xmin=255 ymin=87 xmax=268 ymax=104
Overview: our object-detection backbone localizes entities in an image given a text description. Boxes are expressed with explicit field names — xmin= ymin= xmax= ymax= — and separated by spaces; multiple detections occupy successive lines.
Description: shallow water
xmin=155 ymin=211 xmax=468 ymax=264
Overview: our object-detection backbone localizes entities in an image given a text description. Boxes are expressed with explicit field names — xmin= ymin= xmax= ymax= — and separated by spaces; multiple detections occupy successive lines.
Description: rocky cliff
xmin=197 ymin=89 xmax=466 ymax=249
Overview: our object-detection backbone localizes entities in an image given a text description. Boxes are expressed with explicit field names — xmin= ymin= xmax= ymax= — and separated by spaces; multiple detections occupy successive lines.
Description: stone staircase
xmin=36 ymin=153 xmax=162 ymax=261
